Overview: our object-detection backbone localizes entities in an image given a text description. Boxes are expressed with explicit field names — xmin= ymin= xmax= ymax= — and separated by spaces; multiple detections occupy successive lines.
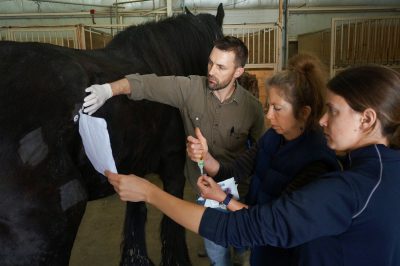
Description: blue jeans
xmin=197 ymin=198 xmax=233 ymax=266
xmin=204 ymin=237 xmax=232 ymax=266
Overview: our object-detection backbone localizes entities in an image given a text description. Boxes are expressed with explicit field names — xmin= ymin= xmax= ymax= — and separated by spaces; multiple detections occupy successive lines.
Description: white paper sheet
xmin=78 ymin=110 xmax=117 ymax=175
xmin=199 ymin=177 xmax=239 ymax=209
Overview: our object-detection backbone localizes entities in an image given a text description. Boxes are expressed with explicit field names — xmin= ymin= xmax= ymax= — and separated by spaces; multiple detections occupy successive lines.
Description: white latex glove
xmin=83 ymin=83 xmax=113 ymax=115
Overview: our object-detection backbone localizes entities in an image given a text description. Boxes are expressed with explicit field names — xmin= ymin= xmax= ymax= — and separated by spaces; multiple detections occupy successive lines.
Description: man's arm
xmin=187 ymin=127 xmax=259 ymax=180
xmin=82 ymin=78 xmax=131 ymax=115
xmin=187 ymin=128 xmax=221 ymax=177
xmin=83 ymin=74 xmax=203 ymax=115
xmin=110 ymin=78 xmax=132 ymax=95
xmin=124 ymin=74 xmax=202 ymax=109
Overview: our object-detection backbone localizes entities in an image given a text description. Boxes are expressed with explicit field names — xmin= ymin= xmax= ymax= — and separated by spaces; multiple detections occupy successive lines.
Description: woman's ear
xmin=301 ymin=106 xmax=312 ymax=121
xmin=360 ymin=108 xmax=377 ymax=131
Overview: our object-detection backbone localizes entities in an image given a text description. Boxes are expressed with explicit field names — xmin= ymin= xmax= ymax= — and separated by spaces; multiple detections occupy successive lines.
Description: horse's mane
xmin=106 ymin=12 xmax=224 ymax=76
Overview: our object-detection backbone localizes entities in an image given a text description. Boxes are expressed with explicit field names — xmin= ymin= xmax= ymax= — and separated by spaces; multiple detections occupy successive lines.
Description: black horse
xmin=0 ymin=5 xmax=224 ymax=266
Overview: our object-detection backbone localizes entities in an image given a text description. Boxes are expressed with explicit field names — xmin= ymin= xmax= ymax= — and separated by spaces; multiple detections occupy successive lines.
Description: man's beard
xmin=207 ymin=76 xmax=232 ymax=91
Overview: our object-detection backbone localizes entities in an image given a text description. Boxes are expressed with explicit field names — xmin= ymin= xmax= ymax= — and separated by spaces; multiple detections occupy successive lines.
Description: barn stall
xmin=297 ymin=15 xmax=400 ymax=76
xmin=1 ymin=0 xmax=399 ymax=265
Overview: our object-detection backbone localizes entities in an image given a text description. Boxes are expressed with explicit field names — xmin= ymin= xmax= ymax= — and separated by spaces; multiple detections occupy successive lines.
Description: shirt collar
xmin=345 ymin=144 xmax=398 ymax=168
xmin=208 ymin=80 xmax=244 ymax=104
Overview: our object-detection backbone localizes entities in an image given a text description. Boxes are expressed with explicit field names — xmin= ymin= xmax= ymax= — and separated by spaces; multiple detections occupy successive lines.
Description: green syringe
xmin=198 ymin=156 xmax=204 ymax=176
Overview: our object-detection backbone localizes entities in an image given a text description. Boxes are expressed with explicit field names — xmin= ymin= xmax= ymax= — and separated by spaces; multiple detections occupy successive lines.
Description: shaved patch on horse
xmin=18 ymin=127 xmax=48 ymax=166
xmin=59 ymin=179 xmax=87 ymax=211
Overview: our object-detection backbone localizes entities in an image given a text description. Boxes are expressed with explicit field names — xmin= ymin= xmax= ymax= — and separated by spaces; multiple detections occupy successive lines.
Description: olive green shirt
xmin=126 ymin=74 xmax=265 ymax=191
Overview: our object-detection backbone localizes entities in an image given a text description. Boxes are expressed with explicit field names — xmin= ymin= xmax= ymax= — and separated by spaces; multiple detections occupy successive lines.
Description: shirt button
xmin=214 ymin=123 xmax=218 ymax=127
xmin=213 ymin=141 xmax=216 ymax=144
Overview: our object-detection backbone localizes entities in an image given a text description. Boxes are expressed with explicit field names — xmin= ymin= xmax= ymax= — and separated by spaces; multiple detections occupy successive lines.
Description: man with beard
xmin=83 ymin=36 xmax=264 ymax=266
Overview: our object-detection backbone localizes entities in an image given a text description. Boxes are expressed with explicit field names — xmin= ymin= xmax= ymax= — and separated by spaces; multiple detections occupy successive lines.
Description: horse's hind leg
xmin=158 ymin=113 xmax=191 ymax=266
xmin=159 ymin=159 xmax=191 ymax=266
xmin=120 ymin=201 xmax=155 ymax=266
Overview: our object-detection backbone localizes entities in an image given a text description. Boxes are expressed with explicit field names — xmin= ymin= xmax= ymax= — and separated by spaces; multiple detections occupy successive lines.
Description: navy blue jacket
xmin=215 ymin=128 xmax=339 ymax=265
xmin=247 ymin=128 xmax=339 ymax=205
xmin=200 ymin=144 xmax=400 ymax=266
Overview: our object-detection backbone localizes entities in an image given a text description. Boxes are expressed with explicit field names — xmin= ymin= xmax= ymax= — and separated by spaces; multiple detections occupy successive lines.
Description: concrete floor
xmin=70 ymin=174 xmax=210 ymax=266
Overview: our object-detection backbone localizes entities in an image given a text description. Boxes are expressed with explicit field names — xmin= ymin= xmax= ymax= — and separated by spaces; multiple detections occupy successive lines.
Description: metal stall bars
xmin=83 ymin=24 xmax=124 ymax=50
xmin=0 ymin=22 xmax=280 ymax=72
xmin=330 ymin=16 xmax=400 ymax=77
xmin=83 ymin=23 xmax=280 ymax=70
xmin=0 ymin=25 xmax=86 ymax=49
xmin=223 ymin=23 xmax=279 ymax=70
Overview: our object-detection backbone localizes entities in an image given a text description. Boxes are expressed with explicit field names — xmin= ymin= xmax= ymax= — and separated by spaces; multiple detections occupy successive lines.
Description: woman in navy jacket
xmin=187 ymin=54 xmax=340 ymax=266
xmin=107 ymin=65 xmax=400 ymax=266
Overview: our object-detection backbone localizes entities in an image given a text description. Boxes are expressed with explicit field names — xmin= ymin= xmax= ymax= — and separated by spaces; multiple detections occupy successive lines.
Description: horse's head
xmin=185 ymin=3 xmax=224 ymax=28
xmin=106 ymin=4 xmax=225 ymax=77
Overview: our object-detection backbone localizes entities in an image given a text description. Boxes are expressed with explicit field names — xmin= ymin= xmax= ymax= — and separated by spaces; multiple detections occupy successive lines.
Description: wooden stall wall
xmin=298 ymin=29 xmax=331 ymax=67
xmin=246 ymin=69 xmax=274 ymax=128
xmin=298 ymin=16 xmax=400 ymax=76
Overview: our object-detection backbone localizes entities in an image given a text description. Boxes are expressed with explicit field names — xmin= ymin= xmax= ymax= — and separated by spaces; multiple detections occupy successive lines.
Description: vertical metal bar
xmin=340 ymin=22 xmax=343 ymax=64
xmin=353 ymin=19 xmax=357 ymax=64
xmin=366 ymin=20 xmax=371 ymax=63
xmin=252 ymin=29 xmax=255 ymax=64
xmin=246 ymin=28 xmax=249 ymax=63
xmin=360 ymin=20 xmax=364 ymax=64
xmin=257 ymin=29 xmax=260 ymax=64
xmin=56 ymin=32 xmax=60 ymax=45
xmin=330 ymin=18 xmax=336 ymax=78
xmin=387 ymin=19 xmax=391 ymax=64
xmin=89 ymin=27 xmax=94 ymax=49
xmin=74 ymin=28 xmax=79 ymax=49
xmin=347 ymin=19 xmax=350 ymax=66
xmin=373 ymin=19 xmax=377 ymax=63
xmin=379 ymin=19 xmax=383 ymax=63
xmin=380 ymin=19 xmax=384 ymax=63
xmin=268 ymin=29 xmax=271 ymax=63
xmin=263 ymin=28 xmax=265 ymax=63
xmin=61 ymin=31 xmax=65 ymax=47
xmin=395 ymin=19 xmax=399 ymax=61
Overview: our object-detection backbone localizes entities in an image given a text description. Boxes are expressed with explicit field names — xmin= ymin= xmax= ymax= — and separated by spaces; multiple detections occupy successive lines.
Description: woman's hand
xmin=197 ymin=175 xmax=226 ymax=203
xmin=105 ymin=170 xmax=152 ymax=202
xmin=107 ymin=171 xmax=205 ymax=234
